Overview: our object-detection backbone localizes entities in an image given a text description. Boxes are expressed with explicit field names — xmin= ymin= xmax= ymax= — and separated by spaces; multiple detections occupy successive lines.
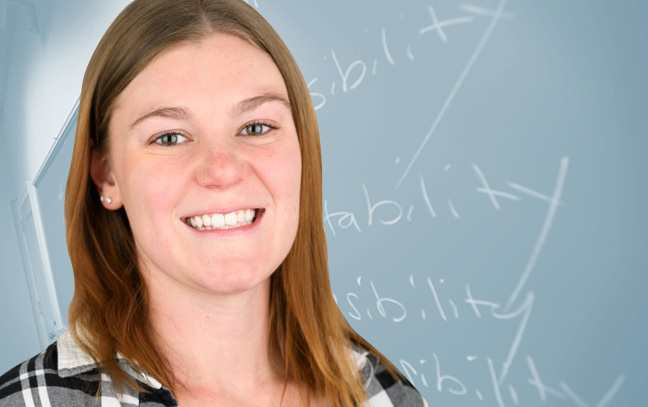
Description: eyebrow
xmin=130 ymin=107 xmax=192 ymax=129
xmin=129 ymin=93 xmax=290 ymax=129
xmin=231 ymin=93 xmax=291 ymax=117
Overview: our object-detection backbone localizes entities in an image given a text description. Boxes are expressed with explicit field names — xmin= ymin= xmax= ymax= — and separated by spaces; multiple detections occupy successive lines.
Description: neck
xmin=145 ymin=273 xmax=280 ymax=392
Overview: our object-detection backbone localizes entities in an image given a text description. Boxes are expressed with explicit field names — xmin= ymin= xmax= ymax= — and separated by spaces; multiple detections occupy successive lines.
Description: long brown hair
xmin=65 ymin=0 xmax=394 ymax=405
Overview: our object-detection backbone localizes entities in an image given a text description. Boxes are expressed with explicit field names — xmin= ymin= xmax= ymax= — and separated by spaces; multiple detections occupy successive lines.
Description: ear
xmin=90 ymin=147 xmax=123 ymax=210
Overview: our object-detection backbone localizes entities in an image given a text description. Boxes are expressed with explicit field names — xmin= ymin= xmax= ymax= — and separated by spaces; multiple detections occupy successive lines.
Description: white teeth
xmin=212 ymin=213 xmax=225 ymax=227
xmin=225 ymin=212 xmax=237 ymax=226
xmin=188 ymin=209 xmax=257 ymax=231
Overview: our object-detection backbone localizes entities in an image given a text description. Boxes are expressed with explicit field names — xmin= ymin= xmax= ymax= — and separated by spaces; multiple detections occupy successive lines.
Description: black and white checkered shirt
xmin=0 ymin=331 xmax=428 ymax=406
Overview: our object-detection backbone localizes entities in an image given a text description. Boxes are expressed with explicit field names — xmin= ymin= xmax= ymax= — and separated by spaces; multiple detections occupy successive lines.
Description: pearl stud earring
xmin=100 ymin=196 xmax=113 ymax=204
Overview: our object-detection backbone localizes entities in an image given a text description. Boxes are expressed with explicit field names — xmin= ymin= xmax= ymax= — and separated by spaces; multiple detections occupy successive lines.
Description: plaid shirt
xmin=0 ymin=330 xmax=428 ymax=406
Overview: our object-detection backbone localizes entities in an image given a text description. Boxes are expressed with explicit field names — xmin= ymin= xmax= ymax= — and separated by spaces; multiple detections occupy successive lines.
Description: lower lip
xmin=185 ymin=209 xmax=264 ymax=235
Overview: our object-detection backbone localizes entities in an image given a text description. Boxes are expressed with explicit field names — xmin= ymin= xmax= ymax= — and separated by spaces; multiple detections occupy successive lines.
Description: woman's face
xmin=92 ymin=33 xmax=301 ymax=296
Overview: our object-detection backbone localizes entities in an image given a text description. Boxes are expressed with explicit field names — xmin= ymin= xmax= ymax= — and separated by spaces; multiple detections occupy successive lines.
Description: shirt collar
xmin=57 ymin=330 xmax=370 ymax=390
xmin=56 ymin=329 xmax=163 ymax=389
xmin=351 ymin=347 xmax=369 ymax=370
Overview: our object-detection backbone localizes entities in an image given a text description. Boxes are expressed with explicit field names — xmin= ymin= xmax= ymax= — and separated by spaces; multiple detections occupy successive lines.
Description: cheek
xmin=117 ymin=158 xmax=180 ymax=222
xmin=264 ymin=141 xmax=301 ymax=190
xmin=286 ymin=152 xmax=303 ymax=237
xmin=276 ymin=156 xmax=301 ymax=256
xmin=263 ymin=145 xmax=301 ymax=227
xmin=282 ymin=149 xmax=302 ymax=211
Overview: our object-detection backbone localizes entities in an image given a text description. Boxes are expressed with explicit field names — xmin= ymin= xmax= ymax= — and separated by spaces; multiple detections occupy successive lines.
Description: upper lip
xmin=182 ymin=207 xmax=261 ymax=220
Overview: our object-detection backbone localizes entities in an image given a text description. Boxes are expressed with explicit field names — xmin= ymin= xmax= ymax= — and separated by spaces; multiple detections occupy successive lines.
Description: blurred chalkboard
xmin=31 ymin=100 xmax=77 ymax=339
xmin=28 ymin=0 xmax=648 ymax=405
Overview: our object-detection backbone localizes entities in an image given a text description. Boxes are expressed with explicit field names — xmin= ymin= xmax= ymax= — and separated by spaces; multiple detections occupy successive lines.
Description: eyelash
xmin=150 ymin=120 xmax=277 ymax=146
xmin=240 ymin=121 xmax=277 ymax=136
xmin=152 ymin=131 xmax=189 ymax=146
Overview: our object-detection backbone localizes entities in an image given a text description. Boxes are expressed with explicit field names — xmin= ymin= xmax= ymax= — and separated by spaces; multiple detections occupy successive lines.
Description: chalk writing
xmin=419 ymin=6 xmax=474 ymax=41
xmin=324 ymin=157 xmax=567 ymax=235
xmin=324 ymin=144 xmax=616 ymax=405
xmin=306 ymin=2 xmax=513 ymax=114
xmin=397 ymin=0 xmax=509 ymax=188
xmin=333 ymin=273 xmax=624 ymax=406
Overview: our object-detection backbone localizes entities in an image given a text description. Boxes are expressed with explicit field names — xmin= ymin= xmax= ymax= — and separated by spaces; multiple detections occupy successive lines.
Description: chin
xmin=198 ymin=263 xmax=276 ymax=296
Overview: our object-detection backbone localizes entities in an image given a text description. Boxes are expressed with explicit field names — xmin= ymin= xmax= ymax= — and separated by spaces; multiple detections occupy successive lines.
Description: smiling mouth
xmin=185 ymin=209 xmax=260 ymax=230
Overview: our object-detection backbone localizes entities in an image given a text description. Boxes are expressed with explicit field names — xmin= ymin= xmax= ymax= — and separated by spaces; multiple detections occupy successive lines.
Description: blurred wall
xmin=0 ymin=0 xmax=131 ymax=372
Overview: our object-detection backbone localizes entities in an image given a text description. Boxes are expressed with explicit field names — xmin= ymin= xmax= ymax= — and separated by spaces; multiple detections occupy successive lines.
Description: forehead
xmin=112 ymin=32 xmax=288 ymax=115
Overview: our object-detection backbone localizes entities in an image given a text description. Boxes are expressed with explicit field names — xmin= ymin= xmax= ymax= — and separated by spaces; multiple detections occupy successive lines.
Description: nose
xmin=195 ymin=142 xmax=246 ymax=188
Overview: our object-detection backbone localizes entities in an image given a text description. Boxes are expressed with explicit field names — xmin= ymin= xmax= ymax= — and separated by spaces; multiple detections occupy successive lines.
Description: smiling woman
xmin=0 ymin=1 xmax=427 ymax=406
xmin=93 ymin=34 xmax=303 ymax=301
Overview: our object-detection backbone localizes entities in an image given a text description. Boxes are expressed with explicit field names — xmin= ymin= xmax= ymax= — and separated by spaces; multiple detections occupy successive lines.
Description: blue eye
xmin=242 ymin=123 xmax=274 ymax=136
xmin=154 ymin=132 xmax=189 ymax=146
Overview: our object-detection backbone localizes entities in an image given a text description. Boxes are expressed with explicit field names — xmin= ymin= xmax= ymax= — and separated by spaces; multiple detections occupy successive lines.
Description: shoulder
xmin=0 ymin=335 xmax=100 ymax=407
xmin=0 ymin=331 xmax=172 ymax=407
xmin=353 ymin=347 xmax=429 ymax=407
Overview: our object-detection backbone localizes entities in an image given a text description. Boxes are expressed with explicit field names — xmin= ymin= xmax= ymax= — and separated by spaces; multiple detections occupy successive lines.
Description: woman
xmin=0 ymin=0 xmax=427 ymax=406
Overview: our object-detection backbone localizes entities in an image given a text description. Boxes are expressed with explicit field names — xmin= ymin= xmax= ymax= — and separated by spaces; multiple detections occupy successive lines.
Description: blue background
xmin=1 ymin=1 xmax=646 ymax=405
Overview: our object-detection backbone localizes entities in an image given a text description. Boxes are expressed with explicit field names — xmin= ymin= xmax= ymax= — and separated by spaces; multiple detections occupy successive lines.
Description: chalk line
xmin=460 ymin=4 xmax=514 ymax=20
xmin=505 ymin=157 xmax=569 ymax=311
xmin=382 ymin=28 xmax=395 ymax=65
xmin=397 ymin=0 xmax=507 ymax=189
xmin=595 ymin=376 xmax=625 ymax=407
